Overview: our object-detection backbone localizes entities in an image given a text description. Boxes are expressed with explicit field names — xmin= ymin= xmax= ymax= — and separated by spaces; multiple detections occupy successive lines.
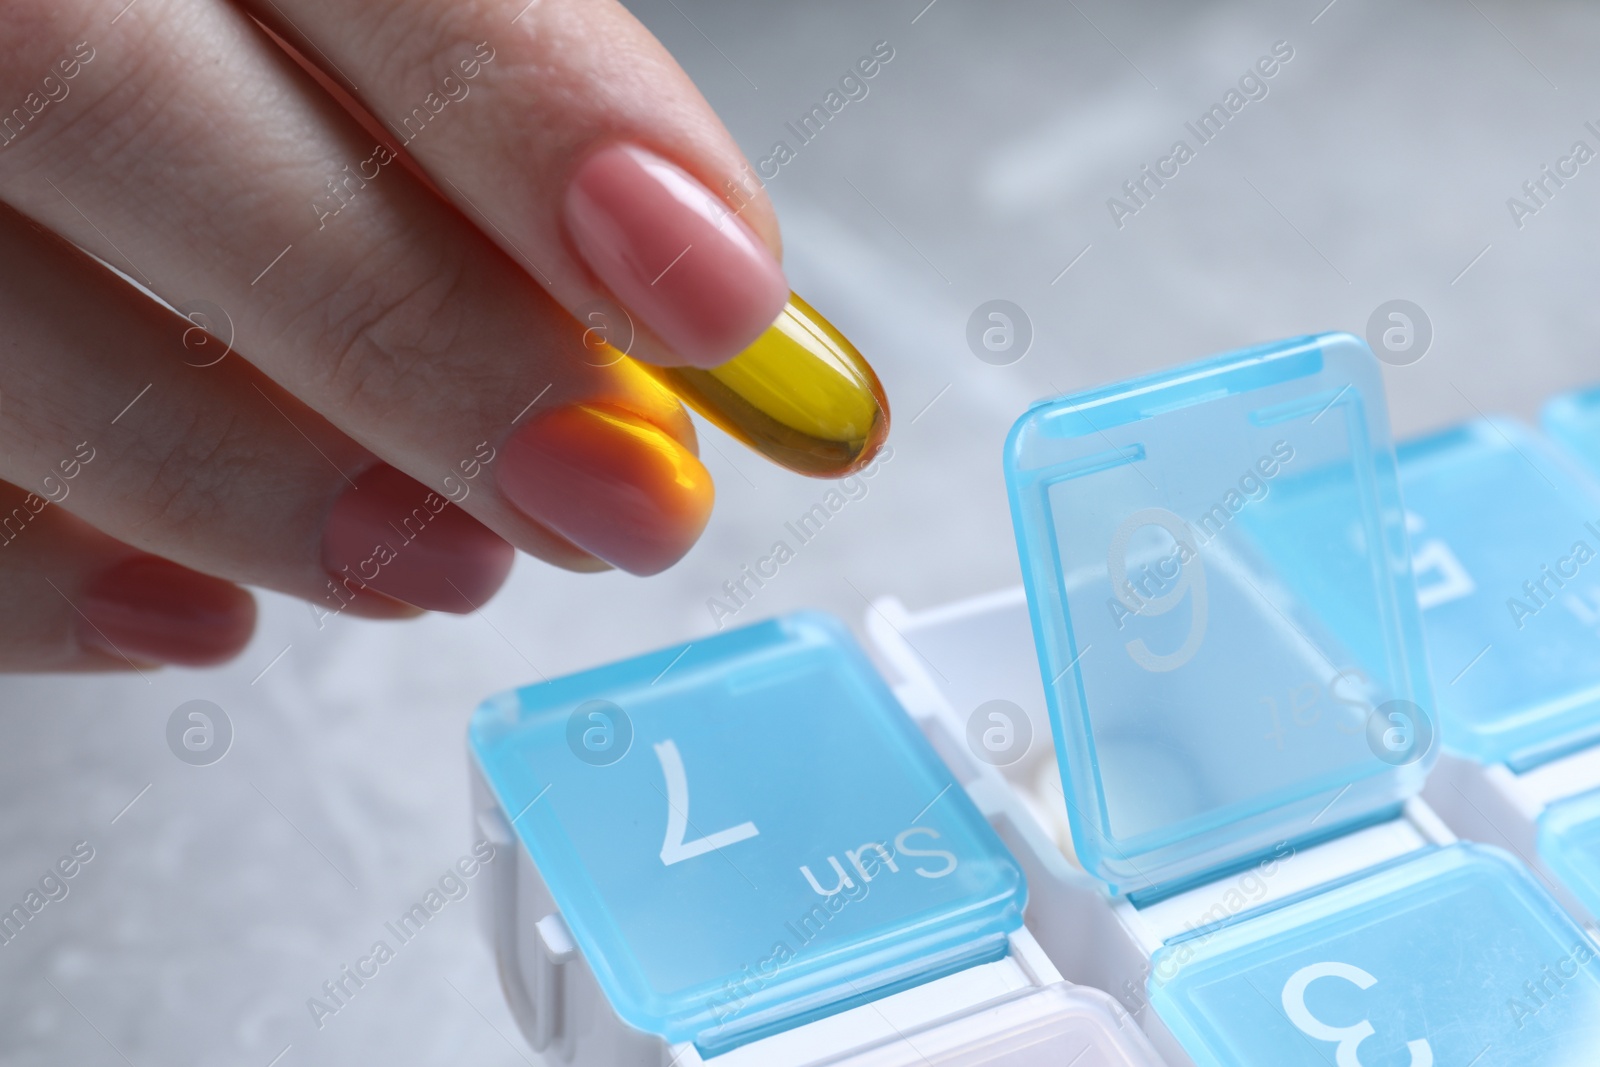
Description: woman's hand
xmin=0 ymin=0 xmax=788 ymax=670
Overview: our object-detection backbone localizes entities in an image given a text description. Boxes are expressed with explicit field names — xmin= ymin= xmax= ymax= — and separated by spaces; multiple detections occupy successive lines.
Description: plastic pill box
xmin=470 ymin=331 xmax=1600 ymax=1065
xmin=1401 ymin=392 xmax=1600 ymax=932
xmin=469 ymin=613 xmax=1160 ymax=1065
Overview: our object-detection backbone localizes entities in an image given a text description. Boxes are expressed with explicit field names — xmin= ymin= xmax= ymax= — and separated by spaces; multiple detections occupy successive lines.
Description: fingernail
xmin=565 ymin=143 xmax=788 ymax=368
xmin=79 ymin=558 xmax=257 ymax=667
xmin=322 ymin=464 xmax=515 ymax=612
xmin=497 ymin=403 xmax=713 ymax=575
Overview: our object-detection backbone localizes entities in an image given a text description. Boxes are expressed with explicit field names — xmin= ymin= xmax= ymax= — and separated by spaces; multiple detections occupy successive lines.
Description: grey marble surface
xmin=3 ymin=1 xmax=1598 ymax=1063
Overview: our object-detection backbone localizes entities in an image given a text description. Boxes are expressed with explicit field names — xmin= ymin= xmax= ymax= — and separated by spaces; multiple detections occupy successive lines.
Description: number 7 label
xmin=655 ymin=740 xmax=760 ymax=866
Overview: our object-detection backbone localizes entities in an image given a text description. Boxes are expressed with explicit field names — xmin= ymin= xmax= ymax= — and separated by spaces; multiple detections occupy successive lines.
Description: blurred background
xmin=4 ymin=0 xmax=1599 ymax=1063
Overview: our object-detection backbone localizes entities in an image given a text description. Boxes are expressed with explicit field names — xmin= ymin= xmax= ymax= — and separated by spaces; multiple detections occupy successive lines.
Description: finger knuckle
xmin=129 ymin=405 xmax=246 ymax=533
xmin=303 ymin=243 xmax=473 ymax=423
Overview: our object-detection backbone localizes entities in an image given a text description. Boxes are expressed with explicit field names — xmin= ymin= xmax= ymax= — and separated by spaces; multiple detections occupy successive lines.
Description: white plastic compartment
xmin=864 ymin=587 xmax=1459 ymax=1067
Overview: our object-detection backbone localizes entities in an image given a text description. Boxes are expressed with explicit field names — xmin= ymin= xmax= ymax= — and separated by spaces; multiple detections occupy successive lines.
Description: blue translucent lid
xmin=1543 ymin=383 xmax=1600 ymax=476
xmin=1538 ymin=788 xmax=1600 ymax=919
xmin=1150 ymin=844 xmax=1600 ymax=1066
xmin=1397 ymin=418 xmax=1600 ymax=769
xmin=468 ymin=612 xmax=1025 ymax=1052
xmin=1004 ymin=333 xmax=1436 ymax=897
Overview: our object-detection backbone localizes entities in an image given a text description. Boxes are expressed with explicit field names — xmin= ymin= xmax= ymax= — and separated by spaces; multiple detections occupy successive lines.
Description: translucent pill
xmin=636 ymin=293 xmax=890 ymax=478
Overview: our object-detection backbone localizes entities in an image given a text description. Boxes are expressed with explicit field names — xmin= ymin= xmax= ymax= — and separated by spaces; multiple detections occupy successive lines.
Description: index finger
xmin=245 ymin=0 xmax=790 ymax=370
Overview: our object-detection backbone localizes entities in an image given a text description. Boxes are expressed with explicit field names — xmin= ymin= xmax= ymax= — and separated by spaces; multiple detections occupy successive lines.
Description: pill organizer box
xmin=469 ymin=611 xmax=1164 ymax=1065
xmin=469 ymin=332 xmax=1600 ymax=1065
xmin=1405 ymin=395 xmax=1600 ymax=927
xmin=1546 ymin=384 xmax=1600 ymax=477
xmin=870 ymin=334 xmax=1600 ymax=1064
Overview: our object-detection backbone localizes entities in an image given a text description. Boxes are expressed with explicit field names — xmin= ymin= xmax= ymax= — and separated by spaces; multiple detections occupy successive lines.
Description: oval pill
xmin=635 ymin=293 xmax=890 ymax=478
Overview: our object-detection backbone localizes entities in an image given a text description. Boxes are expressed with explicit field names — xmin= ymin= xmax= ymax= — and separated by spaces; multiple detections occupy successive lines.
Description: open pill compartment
xmin=466 ymin=331 xmax=1600 ymax=1065
xmin=922 ymin=331 xmax=1600 ymax=1065
xmin=1003 ymin=332 xmax=1436 ymax=897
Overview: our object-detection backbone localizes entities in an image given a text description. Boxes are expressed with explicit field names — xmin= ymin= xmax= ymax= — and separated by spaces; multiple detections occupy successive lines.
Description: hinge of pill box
xmin=1507 ymin=725 xmax=1600 ymax=774
xmin=1126 ymin=804 xmax=1403 ymax=909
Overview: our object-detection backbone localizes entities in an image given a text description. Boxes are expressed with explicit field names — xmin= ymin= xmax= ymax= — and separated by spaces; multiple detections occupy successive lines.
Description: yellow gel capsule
xmin=634 ymin=293 xmax=890 ymax=478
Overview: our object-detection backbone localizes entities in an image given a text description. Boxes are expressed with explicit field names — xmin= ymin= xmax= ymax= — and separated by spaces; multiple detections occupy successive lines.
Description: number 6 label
xmin=1282 ymin=961 xmax=1433 ymax=1067
xmin=1106 ymin=508 xmax=1208 ymax=672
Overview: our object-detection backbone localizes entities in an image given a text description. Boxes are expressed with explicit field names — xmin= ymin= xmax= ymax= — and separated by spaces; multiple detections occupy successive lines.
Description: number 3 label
xmin=1281 ymin=962 xmax=1432 ymax=1067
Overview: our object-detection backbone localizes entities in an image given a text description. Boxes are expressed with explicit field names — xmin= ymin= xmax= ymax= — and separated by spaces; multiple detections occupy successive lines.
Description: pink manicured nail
xmin=321 ymin=464 xmax=515 ymax=612
xmin=79 ymin=558 xmax=257 ymax=667
xmin=565 ymin=144 xmax=788 ymax=368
